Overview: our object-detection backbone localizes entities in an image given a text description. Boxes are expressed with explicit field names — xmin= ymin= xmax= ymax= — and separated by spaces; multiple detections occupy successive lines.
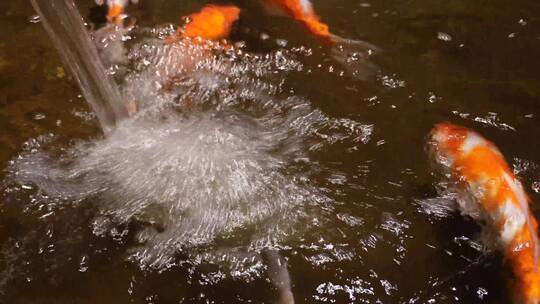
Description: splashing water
xmin=7 ymin=22 xmax=373 ymax=276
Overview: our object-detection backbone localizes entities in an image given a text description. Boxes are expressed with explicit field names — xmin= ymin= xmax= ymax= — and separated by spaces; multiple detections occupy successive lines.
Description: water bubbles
xmin=472 ymin=112 xmax=515 ymax=131
xmin=380 ymin=279 xmax=397 ymax=295
xmin=532 ymin=181 xmax=540 ymax=194
xmin=347 ymin=52 xmax=364 ymax=62
xmin=380 ymin=213 xmax=409 ymax=236
xmin=437 ymin=32 xmax=452 ymax=42
xmin=415 ymin=196 xmax=456 ymax=219
xmin=476 ymin=287 xmax=488 ymax=300
xmin=32 ymin=113 xmax=46 ymax=121
xmin=71 ymin=110 xmax=96 ymax=122
xmin=28 ymin=15 xmax=40 ymax=24
xmin=5 ymin=27 xmax=378 ymax=275
xmin=337 ymin=213 xmax=364 ymax=227
xmin=78 ymin=255 xmax=89 ymax=272
xmin=276 ymin=39 xmax=288 ymax=47
xmin=381 ymin=75 xmax=406 ymax=89
xmin=314 ymin=277 xmax=375 ymax=302
xmin=428 ymin=92 xmax=439 ymax=103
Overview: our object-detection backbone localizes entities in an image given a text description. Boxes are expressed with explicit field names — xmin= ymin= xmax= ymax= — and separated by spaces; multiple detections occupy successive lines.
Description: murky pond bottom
xmin=2 ymin=0 xmax=540 ymax=303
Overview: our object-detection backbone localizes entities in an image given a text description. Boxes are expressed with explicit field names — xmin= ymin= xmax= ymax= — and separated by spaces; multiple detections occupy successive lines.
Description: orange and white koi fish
xmin=262 ymin=0 xmax=376 ymax=47
xmin=262 ymin=0 xmax=379 ymax=79
xmin=94 ymin=0 xmax=130 ymax=24
xmin=106 ymin=0 xmax=127 ymax=24
xmin=428 ymin=122 xmax=540 ymax=304
xmin=167 ymin=5 xmax=241 ymax=43
xmin=262 ymin=0 xmax=331 ymax=43
xmin=160 ymin=4 xmax=241 ymax=93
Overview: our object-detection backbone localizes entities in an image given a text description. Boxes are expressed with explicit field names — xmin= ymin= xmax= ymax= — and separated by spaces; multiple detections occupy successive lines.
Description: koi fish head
xmin=427 ymin=122 xmax=470 ymax=171
xmin=182 ymin=5 xmax=241 ymax=41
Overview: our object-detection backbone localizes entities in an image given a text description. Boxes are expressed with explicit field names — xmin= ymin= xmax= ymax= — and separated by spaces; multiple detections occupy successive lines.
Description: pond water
xmin=1 ymin=0 xmax=540 ymax=303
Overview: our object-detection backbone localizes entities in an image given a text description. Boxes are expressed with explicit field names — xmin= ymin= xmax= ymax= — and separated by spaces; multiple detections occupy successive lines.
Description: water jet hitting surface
xmin=12 ymin=1 xmax=374 ymax=279
xmin=31 ymin=0 xmax=129 ymax=133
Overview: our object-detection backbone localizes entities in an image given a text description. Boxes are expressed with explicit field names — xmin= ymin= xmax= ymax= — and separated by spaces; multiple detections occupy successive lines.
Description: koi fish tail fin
xmin=329 ymin=34 xmax=381 ymax=81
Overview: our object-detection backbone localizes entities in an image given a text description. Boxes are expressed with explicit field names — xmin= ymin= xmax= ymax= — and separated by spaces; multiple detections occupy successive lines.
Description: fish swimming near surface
xmin=262 ymin=0 xmax=332 ymax=42
xmin=160 ymin=4 xmax=242 ymax=98
xmin=261 ymin=0 xmax=380 ymax=79
xmin=100 ymin=0 xmax=378 ymax=78
xmin=94 ymin=0 xmax=134 ymax=24
xmin=106 ymin=0 xmax=127 ymax=24
xmin=166 ymin=5 xmax=241 ymax=43
xmin=428 ymin=122 xmax=540 ymax=304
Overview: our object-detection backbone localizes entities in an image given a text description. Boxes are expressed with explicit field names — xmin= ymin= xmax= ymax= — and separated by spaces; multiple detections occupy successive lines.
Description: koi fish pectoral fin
xmin=329 ymin=34 xmax=381 ymax=80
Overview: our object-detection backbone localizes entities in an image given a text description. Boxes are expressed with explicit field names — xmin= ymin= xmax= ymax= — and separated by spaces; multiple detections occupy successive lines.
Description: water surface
xmin=1 ymin=0 xmax=540 ymax=303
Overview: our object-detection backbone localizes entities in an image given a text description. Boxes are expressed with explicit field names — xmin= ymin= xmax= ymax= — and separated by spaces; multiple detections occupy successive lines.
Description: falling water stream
xmin=30 ymin=0 xmax=128 ymax=133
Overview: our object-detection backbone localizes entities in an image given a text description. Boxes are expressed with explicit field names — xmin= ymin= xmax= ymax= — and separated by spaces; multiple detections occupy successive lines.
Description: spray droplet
xmin=276 ymin=39 xmax=288 ymax=47
xmin=437 ymin=32 xmax=452 ymax=41
xmin=78 ymin=255 xmax=89 ymax=272
xmin=532 ymin=181 xmax=540 ymax=194
xmin=33 ymin=113 xmax=46 ymax=120
xmin=477 ymin=287 xmax=488 ymax=300
xmin=29 ymin=15 xmax=40 ymax=24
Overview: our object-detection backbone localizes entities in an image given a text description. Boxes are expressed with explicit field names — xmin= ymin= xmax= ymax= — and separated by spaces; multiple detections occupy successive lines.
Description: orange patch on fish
xmin=176 ymin=5 xmax=240 ymax=42
xmin=107 ymin=4 xmax=125 ymax=25
xmin=509 ymin=223 xmax=540 ymax=304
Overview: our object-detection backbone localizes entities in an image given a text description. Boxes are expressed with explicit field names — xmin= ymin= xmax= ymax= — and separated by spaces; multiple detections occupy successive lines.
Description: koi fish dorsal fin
xmin=182 ymin=5 xmax=241 ymax=41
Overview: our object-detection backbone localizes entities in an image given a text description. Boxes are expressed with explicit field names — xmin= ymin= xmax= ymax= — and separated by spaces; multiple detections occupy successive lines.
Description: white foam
xmin=8 ymin=27 xmax=374 ymax=274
